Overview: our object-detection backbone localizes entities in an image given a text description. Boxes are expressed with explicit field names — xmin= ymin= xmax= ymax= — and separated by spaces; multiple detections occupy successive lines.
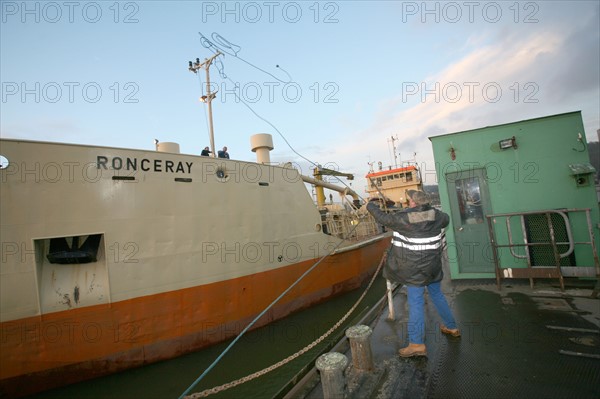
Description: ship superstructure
xmin=365 ymin=136 xmax=423 ymax=207
xmin=365 ymin=163 xmax=422 ymax=207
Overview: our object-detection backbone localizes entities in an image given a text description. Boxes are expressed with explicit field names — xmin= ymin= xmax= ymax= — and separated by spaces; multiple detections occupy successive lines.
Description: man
xmin=217 ymin=146 xmax=230 ymax=159
xmin=201 ymin=146 xmax=211 ymax=156
xmin=366 ymin=189 xmax=460 ymax=358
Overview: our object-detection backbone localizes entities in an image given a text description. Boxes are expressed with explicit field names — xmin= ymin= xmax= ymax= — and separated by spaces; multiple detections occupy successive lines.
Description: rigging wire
xmin=220 ymin=70 xmax=367 ymax=202
xmin=275 ymin=64 xmax=292 ymax=82
xmin=224 ymin=73 xmax=319 ymax=169
xmin=196 ymin=33 xmax=362 ymax=199
xmin=196 ymin=36 xmax=304 ymax=156
xmin=234 ymin=55 xmax=291 ymax=83
xmin=201 ymin=32 xmax=291 ymax=84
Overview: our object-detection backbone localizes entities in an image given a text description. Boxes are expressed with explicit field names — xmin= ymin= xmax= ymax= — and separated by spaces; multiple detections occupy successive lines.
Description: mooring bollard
xmin=386 ymin=280 xmax=396 ymax=320
xmin=345 ymin=325 xmax=374 ymax=371
xmin=315 ymin=352 xmax=348 ymax=399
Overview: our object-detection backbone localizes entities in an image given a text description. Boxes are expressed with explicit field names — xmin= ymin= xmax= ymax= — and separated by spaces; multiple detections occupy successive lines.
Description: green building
xmin=429 ymin=111 xmax=599 ymax=285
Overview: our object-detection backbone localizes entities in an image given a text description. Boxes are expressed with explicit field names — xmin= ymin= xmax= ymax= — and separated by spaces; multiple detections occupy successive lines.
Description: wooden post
xmin=315 ymin=352 xmax=348 ymax=399
xmin=345 ymin=325 xmax=374 ymax=371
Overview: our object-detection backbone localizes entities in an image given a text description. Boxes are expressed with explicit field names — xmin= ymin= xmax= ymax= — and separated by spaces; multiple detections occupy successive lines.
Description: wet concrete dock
xmin=286 ymin=278 xmax=600 ymax=399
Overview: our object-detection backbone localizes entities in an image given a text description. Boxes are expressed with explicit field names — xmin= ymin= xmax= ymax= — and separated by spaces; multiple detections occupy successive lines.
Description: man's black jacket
xmin=367 ymin=201 xmax=449 ymax=287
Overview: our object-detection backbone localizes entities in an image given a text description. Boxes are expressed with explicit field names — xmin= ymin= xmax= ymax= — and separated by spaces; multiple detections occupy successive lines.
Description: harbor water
xmin=26 ymin=276 xmax=388 ymax=399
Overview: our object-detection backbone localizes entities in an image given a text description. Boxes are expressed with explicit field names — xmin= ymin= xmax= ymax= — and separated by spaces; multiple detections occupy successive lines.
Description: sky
xmin=1 ymin=0 xmax=599 ymax=197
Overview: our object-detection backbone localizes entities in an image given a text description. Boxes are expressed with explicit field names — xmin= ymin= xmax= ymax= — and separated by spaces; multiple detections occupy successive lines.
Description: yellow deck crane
xmin=311 ymin=166 xmax=357 ymax=208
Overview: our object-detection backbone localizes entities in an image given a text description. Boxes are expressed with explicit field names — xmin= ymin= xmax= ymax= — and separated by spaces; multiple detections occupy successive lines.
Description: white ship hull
xmin=0 ymin=139 xmax=389 ymax=396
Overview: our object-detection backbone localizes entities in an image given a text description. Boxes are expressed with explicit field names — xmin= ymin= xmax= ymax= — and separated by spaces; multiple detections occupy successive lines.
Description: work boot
xmin=399 ymin=343 xmax=427 ymax=358
xmin=440 ymin=326 xmax=461 ymax=337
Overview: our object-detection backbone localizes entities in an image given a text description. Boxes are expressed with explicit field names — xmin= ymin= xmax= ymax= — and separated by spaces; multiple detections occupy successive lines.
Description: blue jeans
xmin=407 ymin=281 xmax=457 ymax=344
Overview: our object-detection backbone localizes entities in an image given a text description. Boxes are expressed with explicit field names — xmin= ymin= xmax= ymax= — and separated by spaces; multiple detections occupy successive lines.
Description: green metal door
xmin=446 ymin=168 xmax=495 ymax=273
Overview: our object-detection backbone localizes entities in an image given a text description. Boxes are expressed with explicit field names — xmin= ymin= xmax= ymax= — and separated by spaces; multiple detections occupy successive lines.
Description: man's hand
xmin=368 ymin=196 xmax=395 ymax=207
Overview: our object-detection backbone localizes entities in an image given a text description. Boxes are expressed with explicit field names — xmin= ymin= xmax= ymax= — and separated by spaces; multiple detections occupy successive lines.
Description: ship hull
xmin=0 ymin=138 xmax=389 ymax=397
xmin=0 ymin=238 xmax=388 ymax=397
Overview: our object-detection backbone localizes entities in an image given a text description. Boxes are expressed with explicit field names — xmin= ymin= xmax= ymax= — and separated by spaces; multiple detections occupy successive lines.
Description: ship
xmin=365 ymin=163 xmax=422 ymax=207
xmin=0 ymin=56 xmax=390 ymax=397
xmin=364 ymin=136 xmax=423 ymax=207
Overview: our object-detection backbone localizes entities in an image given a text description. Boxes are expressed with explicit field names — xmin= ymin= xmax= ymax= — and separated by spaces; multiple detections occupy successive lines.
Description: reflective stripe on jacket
xmin=366 ymin=201 xmax=449 ymax=287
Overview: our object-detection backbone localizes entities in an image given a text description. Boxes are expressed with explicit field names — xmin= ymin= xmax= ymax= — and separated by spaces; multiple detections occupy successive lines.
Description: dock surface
xmin=288 ymin=278 xmax=600 ymax=399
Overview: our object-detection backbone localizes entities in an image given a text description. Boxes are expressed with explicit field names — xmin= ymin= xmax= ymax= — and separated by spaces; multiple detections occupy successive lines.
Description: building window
xmin=455 ymin=177 xmax=483 ymax=224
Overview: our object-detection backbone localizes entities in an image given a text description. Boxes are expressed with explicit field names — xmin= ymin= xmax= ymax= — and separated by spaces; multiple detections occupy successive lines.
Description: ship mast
xmin=189 ymin=52 xmax=222 ymax=157
xmin=389 ymin=135 xmax=399 ymax=168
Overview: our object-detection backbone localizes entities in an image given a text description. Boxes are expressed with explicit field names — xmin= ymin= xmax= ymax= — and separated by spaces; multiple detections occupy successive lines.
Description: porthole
xmin=0 ymin=155 xmax=8 ymax=169
xmin=216 ymin=167 xmax=229 ymax=182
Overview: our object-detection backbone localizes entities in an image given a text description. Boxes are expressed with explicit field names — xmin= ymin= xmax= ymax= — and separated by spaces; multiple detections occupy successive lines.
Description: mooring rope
xmin=178 ymin=213 xmax=382 ymax=398
xmin=182 ymin=250 xmax=387 ymax=398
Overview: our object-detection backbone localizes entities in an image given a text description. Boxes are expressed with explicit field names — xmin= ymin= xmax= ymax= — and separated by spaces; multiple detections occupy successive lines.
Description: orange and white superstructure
xmin=365 ymin=163 xmax=423 ymax=207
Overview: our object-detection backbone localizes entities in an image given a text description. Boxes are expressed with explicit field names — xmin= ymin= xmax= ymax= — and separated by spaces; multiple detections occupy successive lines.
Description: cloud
xmin=547 ymin=7 xmax=600 ymax=102
xmin=390 ymin=30 xmax=562 ymax=135
xmin=330 ymin=16 xmax=599 ymax=190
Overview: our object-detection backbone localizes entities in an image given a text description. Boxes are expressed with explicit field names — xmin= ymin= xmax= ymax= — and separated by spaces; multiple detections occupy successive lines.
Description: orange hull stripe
xmin=1 ymin=239 xmax=389 ymax=390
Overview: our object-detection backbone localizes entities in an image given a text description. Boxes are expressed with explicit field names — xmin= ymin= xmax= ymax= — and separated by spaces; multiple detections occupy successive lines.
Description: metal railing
xmin=320 ymin=209 xmax=380 ymax=241
xmin=486 ymin=208 xmax=600 ymax=291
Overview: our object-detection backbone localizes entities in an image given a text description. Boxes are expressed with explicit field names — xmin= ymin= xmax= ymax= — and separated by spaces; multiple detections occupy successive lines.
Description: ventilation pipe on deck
xmin=250 ymin=134 xmax=274 ymax=164
xmin=156 ymin=142 xmax=180 ymax=154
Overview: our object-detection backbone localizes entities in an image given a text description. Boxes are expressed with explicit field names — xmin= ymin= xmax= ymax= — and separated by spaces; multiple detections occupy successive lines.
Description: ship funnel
xmin=156 ymin=142 xmax=180 ymax=154
xmin=250 ymin=134 xmax=274 ymax=164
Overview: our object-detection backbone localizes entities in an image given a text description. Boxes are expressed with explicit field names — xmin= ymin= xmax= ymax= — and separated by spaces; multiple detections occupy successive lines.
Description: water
xmin=27 ymin=276 xmax=387 ymax=399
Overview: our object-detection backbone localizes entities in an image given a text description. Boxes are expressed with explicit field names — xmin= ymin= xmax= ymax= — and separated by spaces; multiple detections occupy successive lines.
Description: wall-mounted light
xmin=572 ymin=132 xmax=586 ymax=152
xmin=499 ymin=136 xmax=517 ymax=150
xmin=449 ymin=143 xmax=456 ymax=160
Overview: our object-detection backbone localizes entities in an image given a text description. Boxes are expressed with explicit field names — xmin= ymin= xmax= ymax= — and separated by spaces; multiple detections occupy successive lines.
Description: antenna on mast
xmin=388 ymin=135 xmax=399 ymax=168
xmin=189 ymin=52 xmax=222 ymax=158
